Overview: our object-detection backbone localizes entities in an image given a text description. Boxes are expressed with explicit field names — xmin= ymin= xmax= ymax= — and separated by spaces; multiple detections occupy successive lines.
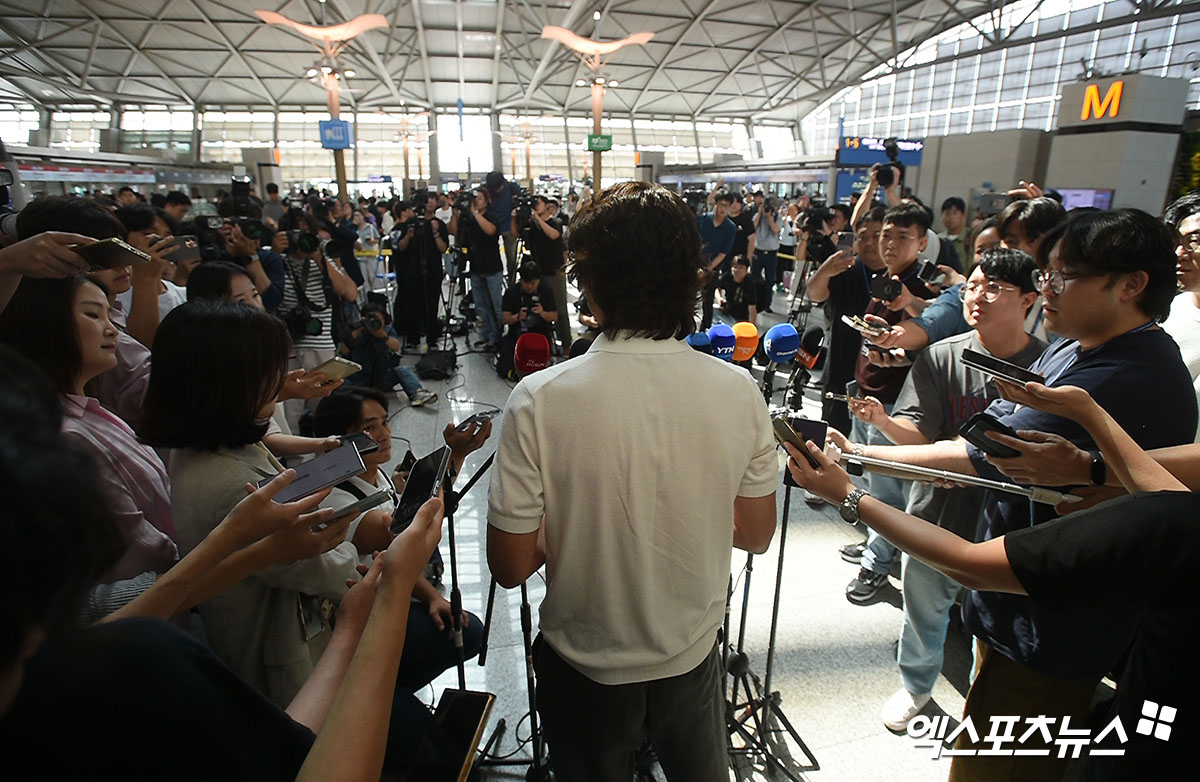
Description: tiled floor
xmin=387 ymin=287 xmax=974 ymax=782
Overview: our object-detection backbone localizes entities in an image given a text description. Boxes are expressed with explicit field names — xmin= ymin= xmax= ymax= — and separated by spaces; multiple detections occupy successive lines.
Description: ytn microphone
xmin=708 ymin=323 xmax=735 ymax=362
xmin=685 ymin=331 xmax=713 ymax=355
xmin=514 ymin=332 xmax=552 ymax=376
xmin=732 ymin=321 xmax=759 ymax=363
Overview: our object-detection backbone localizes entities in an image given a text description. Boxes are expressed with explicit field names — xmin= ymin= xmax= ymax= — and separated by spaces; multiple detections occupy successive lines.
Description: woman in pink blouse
xmin=0 ymin=274 xmax=177 ymax=617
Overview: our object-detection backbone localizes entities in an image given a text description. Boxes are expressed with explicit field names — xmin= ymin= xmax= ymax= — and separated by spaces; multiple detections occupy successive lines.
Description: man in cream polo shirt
xmin=488 ymin=182 xmax=778 ymax=782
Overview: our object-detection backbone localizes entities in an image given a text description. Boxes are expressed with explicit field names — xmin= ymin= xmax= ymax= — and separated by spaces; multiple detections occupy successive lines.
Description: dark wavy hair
xmin=0 ymin=274 xmax=106 ymax=395
xmin=977 ymin=247 xmax=1038 ymax=294
xmin=1038 ymin=208 xmax=1178 ymax=321
xmin=16 ymin=195 xmax=125 ymax=240
xmin=567 ymin=182 xmax=704 ymax=340
xmin=139 ymin=300 xmax=292 ymax=450
xmin=311 ymin=386 xmax=390 ymax=438
xmin=999 ymin=197 xmax=1066 ymax=250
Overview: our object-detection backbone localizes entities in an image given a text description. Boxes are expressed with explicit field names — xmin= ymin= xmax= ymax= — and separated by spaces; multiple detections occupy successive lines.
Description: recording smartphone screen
xmin=340 ymin=431 xmax=379 ymax=456
xmin=454 ymin=409 xmax=501 ymax=432
xmin=73 ymin=238 xmax=152 ymax=270
xmin=407 ymin=689 xmax=496 ymax=781
xmin=960 ymin=349 xmax=1044 ymax=386
xmin=258 ymin=444 xmax=365 ymax=504
xmin=837 ymin=231 xmax=855 ymax=249
xmin=959 ymin=413 xmax=1023 ymax=459
xmin=391 ymin=446 xmax=451 ymax=535
xmin=164 ymin=234 xmax=200 ymax=264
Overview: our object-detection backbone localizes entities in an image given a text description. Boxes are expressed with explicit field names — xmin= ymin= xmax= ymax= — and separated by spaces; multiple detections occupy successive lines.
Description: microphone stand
xmin=441 ymin=450 xmax=496 ymax=690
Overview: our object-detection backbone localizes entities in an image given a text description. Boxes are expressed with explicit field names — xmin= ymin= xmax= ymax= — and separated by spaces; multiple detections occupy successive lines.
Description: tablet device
xmin=257 ymin=444 xmax=365 ymax=504
xmin=406 ymin=689 xmax=496 ymax=782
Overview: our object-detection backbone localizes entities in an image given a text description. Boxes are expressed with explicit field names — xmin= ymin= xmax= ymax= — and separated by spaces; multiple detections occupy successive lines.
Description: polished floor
xmin=384 ymin=283 xmax=975 ymax=782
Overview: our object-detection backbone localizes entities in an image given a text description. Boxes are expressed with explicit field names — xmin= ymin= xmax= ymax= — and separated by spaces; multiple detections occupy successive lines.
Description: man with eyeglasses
xmin=829 ymin=209 xmax=1195 ymax=780
xmin=1161 ymin=190 xmax=1200 ymax=442
xmin=843 ymin=248 xmax=1046 ymax=733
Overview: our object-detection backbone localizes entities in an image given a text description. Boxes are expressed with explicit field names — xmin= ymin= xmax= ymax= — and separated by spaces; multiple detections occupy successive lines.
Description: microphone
xmin=708 ymin=323 xmax=735 ymax=362
xmin=732 ymin=321 xmax=759 ymax=363
xmin=514 ymin=332 xmax=551 ymax=376
xmin=568 ymin=337 xmax=593 ymax=359
xmin=760 ymin=323 xmax=799 ymax=403
xmin=795 ymin=326 xmax=825 ymax=370
xmin=685 ymin=331 xmax=712 ymax=354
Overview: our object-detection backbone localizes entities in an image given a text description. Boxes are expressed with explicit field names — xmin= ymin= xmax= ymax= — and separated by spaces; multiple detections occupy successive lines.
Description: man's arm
xmin=854 ymin=437 xmax=979 ymax=476
xmin=733 ymin=494 xmax=776 ymax=554
xmin=534 ymin=213 xmax=561 ymax=240
xmin=487 ymin=523 xmax=545 ymax=588
xmin=710 ymin=252 xmax=726 ymax=272
xmin=804 ymin=248 xmax=854 ymax=304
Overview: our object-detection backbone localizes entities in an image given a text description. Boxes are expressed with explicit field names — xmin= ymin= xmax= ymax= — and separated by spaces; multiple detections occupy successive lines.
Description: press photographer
xmin=215 ymin=198 xmax=285 ymax=312
xmin=338 ymin=302 xmax=438 ymax=407
xmin=389 ymin=192 xmax=449 ymax=352
xmin=497 ymin=261 xmax=557 ymax=378
xmin=448 ymin=187 xmax=504 ymax=352
xmin=511 ymin=193 xmax=570 ymax=354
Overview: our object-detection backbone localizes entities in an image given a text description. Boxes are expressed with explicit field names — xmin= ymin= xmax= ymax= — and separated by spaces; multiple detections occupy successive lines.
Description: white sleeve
xmin=738 ymin=377 xmax=780 ymax=498
xmin=487 ymin=381 xmax=544 ymax=534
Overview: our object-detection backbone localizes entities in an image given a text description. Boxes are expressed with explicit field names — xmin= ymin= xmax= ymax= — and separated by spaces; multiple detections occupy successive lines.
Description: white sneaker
xmin=881 ymin=688 xmax=931 ymax=733
xmin=410 ymin=389 xmax=438 ymax=407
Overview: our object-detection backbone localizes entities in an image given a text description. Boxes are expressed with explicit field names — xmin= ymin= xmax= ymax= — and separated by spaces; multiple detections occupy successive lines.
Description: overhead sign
xmin=587 ymin=134 xmax=613 ymax=152
xmin=836 ymin=136 xmax=924 ymax=167
xmin=319 ymin=119 xmax=353 ymax=150
xmin=1081 ymin=81 xmax=1124 ymax=121
xmin=17 ymin=163 xmax=156 ymax=184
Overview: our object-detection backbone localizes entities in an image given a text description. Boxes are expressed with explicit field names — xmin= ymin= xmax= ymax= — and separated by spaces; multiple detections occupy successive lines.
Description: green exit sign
xmin=587 ymin=134 xmax=613 ymax=152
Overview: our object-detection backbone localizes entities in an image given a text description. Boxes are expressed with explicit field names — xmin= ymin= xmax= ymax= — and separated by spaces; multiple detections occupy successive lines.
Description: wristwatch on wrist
xmin=839 ymin=488 xmax=869 ymax=524
xmin=1088 ymin=450 xmax=1106 ymax=486
xmin=852 ymin=443 xmax=865 ymax=457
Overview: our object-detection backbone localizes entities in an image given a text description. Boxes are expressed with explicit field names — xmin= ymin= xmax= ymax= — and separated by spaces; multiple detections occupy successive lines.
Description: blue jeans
xmin=388 ymin=365 xmax=423 ymax=398
xmin=752 ymin=249 xmax=778 ymax=309
xmin=472 ymin=271 xmax=504 ymax=345
xmin=897 ymin=552 xmax=963 ymax=696
xmin=850 ymin=404 xmax=909 ymax=575
xmin=397 ymin=603 xmax=483 ymax=692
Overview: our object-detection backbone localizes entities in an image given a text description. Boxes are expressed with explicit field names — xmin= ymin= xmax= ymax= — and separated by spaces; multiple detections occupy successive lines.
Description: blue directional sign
xmin=836 ymin=136 xmax=923 ymax=167
xmin=319 ymin=119 xmax=353 ymax=150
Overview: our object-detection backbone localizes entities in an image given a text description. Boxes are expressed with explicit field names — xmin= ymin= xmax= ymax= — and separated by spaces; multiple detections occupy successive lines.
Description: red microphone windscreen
xmin=514 ymin=332 xmax=551 ymax=376
xmin=732 ymin=321 xmax=759 ymax=362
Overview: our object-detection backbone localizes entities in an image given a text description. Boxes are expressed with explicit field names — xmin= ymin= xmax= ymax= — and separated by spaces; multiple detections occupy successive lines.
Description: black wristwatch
xmin=1088 ymin=450 xmax=1107 ymax=486
xmin=839 ymin=488 xmax=869 ymax=524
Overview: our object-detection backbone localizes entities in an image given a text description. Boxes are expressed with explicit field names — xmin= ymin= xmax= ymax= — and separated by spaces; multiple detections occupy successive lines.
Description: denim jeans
xmin=897 ymin=552 xmax=964 ymax=696
xmin=752 ymin=249 xmax=777 ymax=309
xmin=471 ymin=271 xmax=504 ymax=345
xmin=386 ymin=364 xmax=423 ymax=398
xmin=850 ymin=403 xmax=909 ymax=575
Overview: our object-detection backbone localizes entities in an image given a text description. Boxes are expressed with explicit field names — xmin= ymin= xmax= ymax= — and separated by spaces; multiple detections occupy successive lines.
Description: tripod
xmin=725 ymin=465 xmax=820 ymax=781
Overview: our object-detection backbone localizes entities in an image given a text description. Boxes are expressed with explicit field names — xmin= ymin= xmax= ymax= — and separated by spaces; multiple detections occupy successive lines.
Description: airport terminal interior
xmin=3 ymin=0 xmax=1200 ymax=780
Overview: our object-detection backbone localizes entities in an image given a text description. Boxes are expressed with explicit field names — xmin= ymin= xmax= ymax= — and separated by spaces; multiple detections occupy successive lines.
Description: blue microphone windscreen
xmin=708 ymin=323 xmax=736 ymax=362
xmin=685 ymin=332 xmax=712 ymax=354
xmin=763 ymin=323 xmax=800 ymax=364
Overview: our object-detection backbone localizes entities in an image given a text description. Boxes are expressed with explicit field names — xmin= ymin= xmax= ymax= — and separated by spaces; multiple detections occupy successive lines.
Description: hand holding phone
xmin=771 ymin=416 xmax=827 ymax=469
xmin=960 ymin=349 xmax=1043 ymax=386
xmin=71 ymin=237 xmax=152 ymax=270
xmin=390 ymin=446 xmax=452 ymax=535
xmin=959 ymin=413 xmax=1024 ymax=459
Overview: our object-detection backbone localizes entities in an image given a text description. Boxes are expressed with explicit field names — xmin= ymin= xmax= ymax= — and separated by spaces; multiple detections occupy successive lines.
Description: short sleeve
xmin=738 ymin=381 xmax=779 ymax=498
xmin=908 ymin=289 xmax=968 ymax=345
xmin=892 ymin=350 xmax=943 ymax=442
xmin=488 ymin=382 xmax=545 ymax=534
xmin=539 ymin=282 xmax=558 ymax=312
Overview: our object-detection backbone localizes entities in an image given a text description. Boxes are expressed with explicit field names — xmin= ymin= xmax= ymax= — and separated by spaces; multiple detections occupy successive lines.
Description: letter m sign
xmin=1081 ymin=81 xmax=1123 ymax=121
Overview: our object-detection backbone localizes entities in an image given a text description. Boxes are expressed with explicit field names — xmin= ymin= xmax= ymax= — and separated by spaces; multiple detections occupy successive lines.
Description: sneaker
xmin=881 ymin=689 xmax=931 ymax=733
xmin=419 ymin=343 xmax=429 ymax=355
xmin=845 ymin=567 xmax=889 ymax=603
xmin=410 ymin=389 xmax=438 ymax=407
xmin=839 ymin=541 xmax=866 ymax=564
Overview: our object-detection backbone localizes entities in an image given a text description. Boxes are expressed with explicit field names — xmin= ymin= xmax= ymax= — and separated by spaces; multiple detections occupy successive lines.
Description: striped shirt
xmin=279 ymin=256 xmax=335 ymax=351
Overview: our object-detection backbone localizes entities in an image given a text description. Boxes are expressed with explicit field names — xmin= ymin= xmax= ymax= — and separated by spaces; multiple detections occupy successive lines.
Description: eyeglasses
xmin=958 ymin=280 xmax=1018 ymax=303
xmin=1180 ymin=231 xmax=1200 ymax=254
xmin=1032 ymin=268 xmax=1092 ymax=296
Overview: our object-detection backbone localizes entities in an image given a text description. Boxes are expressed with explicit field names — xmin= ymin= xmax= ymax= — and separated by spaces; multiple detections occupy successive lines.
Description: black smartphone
xmin=72 ymin=237 xmax=152 ymax=270
xmin=339 ymin=431 xmax=380 ymax=456
xmin=870 ymin=275 xmax=903 ymax=302
xmin=959 ymin=412 xmax=1023 ymax=458
xmin=837 ymin=231 xmax=855 ymax=249
xmin=771 ymin=416 xmax=825 ymax=469
xmin=164 ymin=234 xmax=200 ymax=264
xmin=406 ymin=689 xmax=496 ymax=781
xmin=390 ymin=445 xmax=452 ymax=535
xmin=917 ymin=259 xmax=946 ymax=286
xmin=960 ymin=348 xmax=1044 ymax=386
xmin=454 ymin=409 xmax=501 ymax=432
xmin=397 ymin=449 xmax=417 ymax=474
xmin=313 ymin=489 xmax=390 ymax=531
xmin=257 ymin=444 xmax=365 ymax=503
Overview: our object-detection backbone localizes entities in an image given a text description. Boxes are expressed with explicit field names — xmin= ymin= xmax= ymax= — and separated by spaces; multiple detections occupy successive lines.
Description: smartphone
xmin=164 ymin=234 xmax=200 ymax=264
xmin=960 ymin=348 xmax=1044 ymax=386
xmin=257 ymin=444 xmax=365 ymax=503
xmin=837 ymin=231 xmax=855 ymax=249
xmin=406 ymin=689 xmax=496 ymax=782
xmin=72 ymin=237 xmax=152 ymax=270
xmin=397 ymin=449 xmax=417 ymax=474
xmin=454 ymin=409 xmax=501 ymax=432
xmin=841 ymin=314 xmax=889 ymax=337
xmin=916 ymin=259 xmax=946 ymax=287
xmin=979 ymin=192 xmax=1009 ymax=216
xmin=771 ymin=416 xmax=825 ymax=469
xmin=959 ymin=412 xmax=1023 ymax=459
xmin=865 ymin=342 xmax=893 ymax=354
xmin=311 ymin=356 xmax=363 ymax=381
xmin=390 ymin=445 xmax=452 ymax=535
xmin=312 ymin=489 xmax=390 ymax=531
xmin=339 ymin=431 xmax=380 ymax=456
xmin=824 ymin=392 xmax=852 ymax=403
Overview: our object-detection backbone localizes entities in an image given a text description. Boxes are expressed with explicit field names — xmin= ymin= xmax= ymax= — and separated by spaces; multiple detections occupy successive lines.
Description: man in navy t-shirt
xmin=697 ymin=191 xmax=736 ymax=329
xmin=838 ymin=209 xmax=1194 ymax=781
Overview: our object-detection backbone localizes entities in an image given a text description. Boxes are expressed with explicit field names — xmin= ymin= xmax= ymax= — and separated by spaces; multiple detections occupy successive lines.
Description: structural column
xmin=490 ymin=112 xmax=503 ymax=177
xmin=563 ymin=112 xmax=574 ymax=185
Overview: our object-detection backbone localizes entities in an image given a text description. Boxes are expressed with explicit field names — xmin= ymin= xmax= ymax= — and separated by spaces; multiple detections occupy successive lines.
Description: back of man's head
xmin=1000 ymin=197 xmax=1066 ymax=247
xmin=882 ymin=202 xmax=932 ymax=233
xmin=486 ymin=171 xmax=505 ymax=190
xmin=568 ymin=181 xmax=704 ymax=341
xmin=165 ymin=190 xmax=192 ymax=208
xmin=1040 ymin=209 xmax=1177 ymax=322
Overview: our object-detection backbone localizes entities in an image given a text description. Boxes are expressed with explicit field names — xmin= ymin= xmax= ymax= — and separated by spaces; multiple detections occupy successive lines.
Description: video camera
xmin=514 ymin=189 xmax=535 ymax=231
xmin=872 ymin=137 xmax=906 ymax=189
xmin=453 ymin=189 xmax=474 ymax=214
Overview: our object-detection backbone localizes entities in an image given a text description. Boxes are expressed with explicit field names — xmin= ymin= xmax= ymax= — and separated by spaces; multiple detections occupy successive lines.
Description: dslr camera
xmin=287 ymin=229 xmax=322 ymax=255
xmin=360 ymin=312 xmax=385 ymax=334
xmin=521 ymin=293 xmax=543 ymax=331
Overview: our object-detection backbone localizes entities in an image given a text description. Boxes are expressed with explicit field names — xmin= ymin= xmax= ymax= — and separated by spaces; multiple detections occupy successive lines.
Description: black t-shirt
xmin=390 ymin=217 xmax=449 ymax=277
xmin=817 ymin=260 xmax=889 ymax=429
xmin=523 ymin=216 xmax=565 ymax=274
xmin=0 ymin=618 xmax=314 ymax=781
xmin=718 ymin=272 xmax=757 ymax=322
xmin=461 ymin=210 xmax=503 ymax=275
xmin=501 ymin=280 xmax=557 ymax=337
xmin=852 ymin=261 xmax=937 ymax=404
xmin=1005 ymin=492 xmax=1200 ymax=780
xmin=729 ymin=211 xmax=755 ymax=261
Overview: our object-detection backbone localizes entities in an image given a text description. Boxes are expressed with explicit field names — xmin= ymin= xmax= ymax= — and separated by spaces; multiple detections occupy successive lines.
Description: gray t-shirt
xmin=892 ymin=330 xmax=1048 ymax=539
